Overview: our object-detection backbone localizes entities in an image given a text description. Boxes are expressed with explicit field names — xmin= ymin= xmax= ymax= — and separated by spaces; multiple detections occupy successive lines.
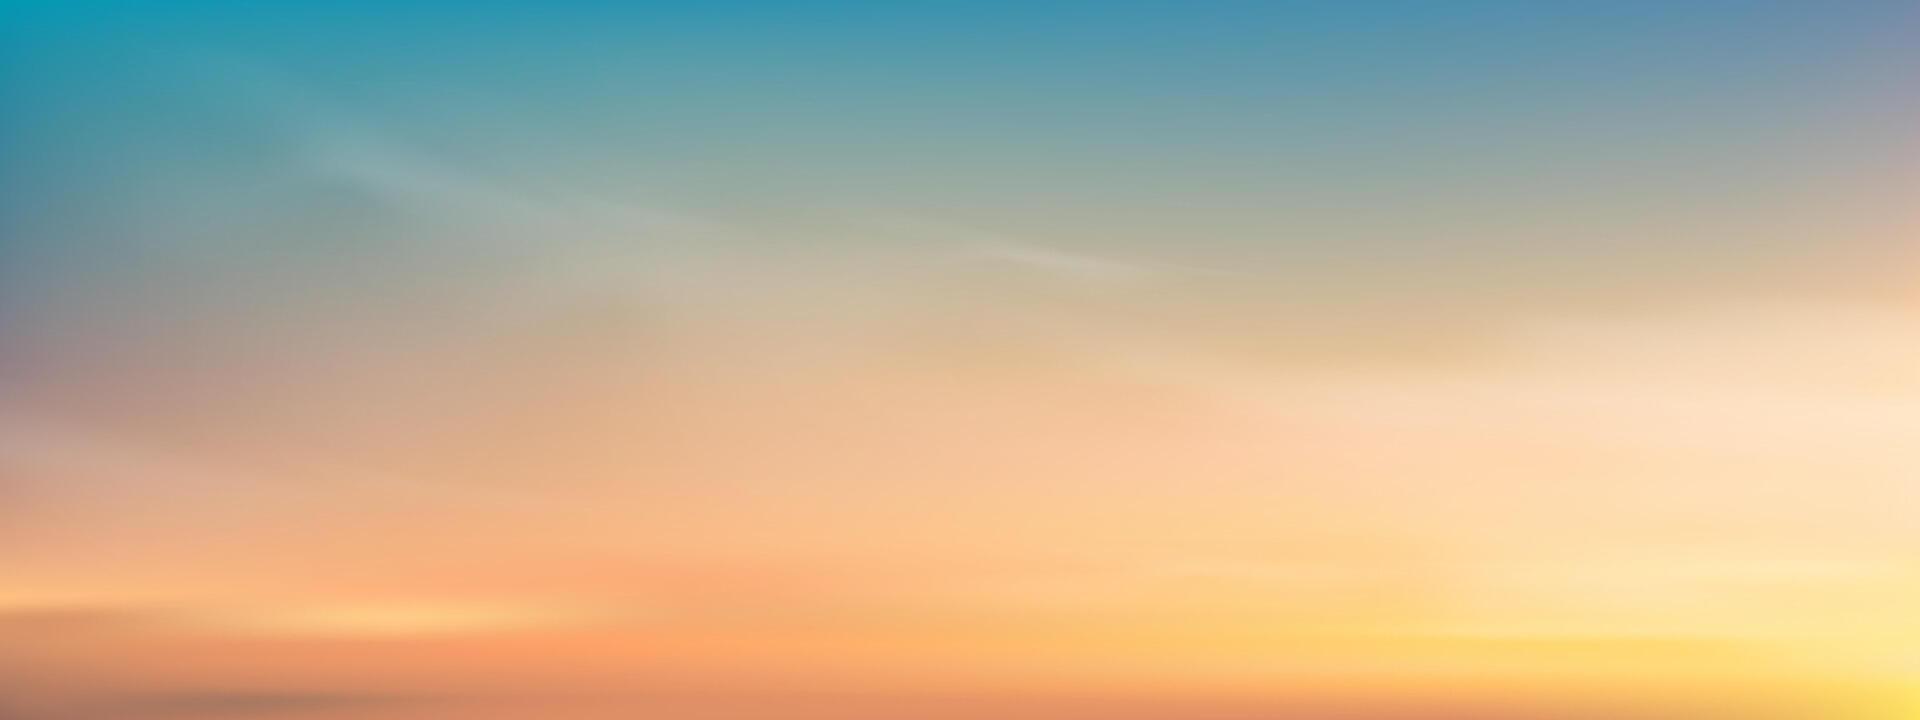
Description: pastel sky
xmin=3 ymin=3 xmax=1919 ymax=719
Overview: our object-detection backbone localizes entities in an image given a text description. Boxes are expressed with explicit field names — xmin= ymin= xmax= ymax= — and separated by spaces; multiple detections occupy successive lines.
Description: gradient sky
xmin=3 ymin=2 xmax=1920 ymax=719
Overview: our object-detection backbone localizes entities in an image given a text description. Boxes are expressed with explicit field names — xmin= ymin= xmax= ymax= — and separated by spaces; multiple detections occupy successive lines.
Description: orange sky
xmin=6 ymin=3 xmax=1920 ymax=717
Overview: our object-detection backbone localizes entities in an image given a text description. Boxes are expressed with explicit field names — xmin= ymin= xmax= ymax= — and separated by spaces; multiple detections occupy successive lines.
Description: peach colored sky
xmin=5 ymin=3 xmax=1920 ymax=718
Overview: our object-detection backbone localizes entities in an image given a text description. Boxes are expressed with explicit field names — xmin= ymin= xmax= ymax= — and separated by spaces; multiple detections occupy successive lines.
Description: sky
xmin=3 ymin=2 xmax=1920 ymax=718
